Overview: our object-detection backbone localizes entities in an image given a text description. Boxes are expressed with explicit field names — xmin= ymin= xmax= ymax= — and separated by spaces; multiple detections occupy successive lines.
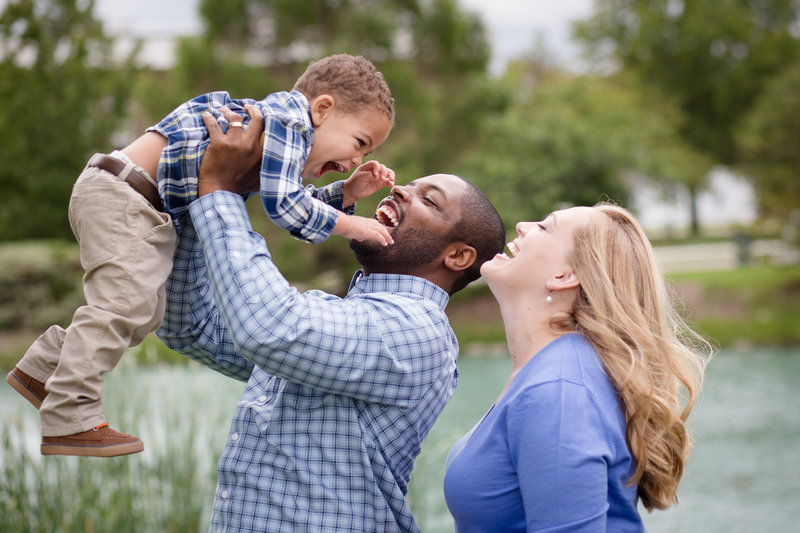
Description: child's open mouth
xmin=317 ymin=161 xmax=346 ymax=177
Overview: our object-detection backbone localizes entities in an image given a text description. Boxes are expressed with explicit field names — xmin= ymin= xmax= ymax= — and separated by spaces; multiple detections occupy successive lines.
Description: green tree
xmin=131 ymin=0 xmax=503 ymax=289
xmin=575 ymin=0 xmax=800 ymax=234
xmin=737 ymin=63 xmax=800 ymax=216
xmin=181 ymin=0 xmax=500 ymax=177
xmin=0 ymin=0 xmax=137 ymax=241
xmin=458 ymin=62 xmax=705 ymax=227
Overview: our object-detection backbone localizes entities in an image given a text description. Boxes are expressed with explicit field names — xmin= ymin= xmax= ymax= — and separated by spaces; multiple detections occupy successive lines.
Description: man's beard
xmin=350 ymin=226 xmax=450 ymax=273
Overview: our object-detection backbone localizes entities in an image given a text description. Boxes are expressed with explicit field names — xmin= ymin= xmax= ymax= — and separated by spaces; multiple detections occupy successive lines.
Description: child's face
xmin=302 ymin=97 xmax=392 ymax=180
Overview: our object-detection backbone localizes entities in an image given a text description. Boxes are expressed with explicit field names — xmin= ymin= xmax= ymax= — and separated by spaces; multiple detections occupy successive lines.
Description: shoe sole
xmin=41 ymin=440 xmax=144 ymax=457
xmin=6 ymin=370 xmax=44 ymax=409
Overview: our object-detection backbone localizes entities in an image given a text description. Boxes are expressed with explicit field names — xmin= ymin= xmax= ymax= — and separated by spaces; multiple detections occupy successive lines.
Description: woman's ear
xmin=443 ymin=243 xmax=477 ymax=273
xmin=550 ymin=270 xmax=580 ymax=291
xmin=309 ymin=94 xmax=335 ymax=126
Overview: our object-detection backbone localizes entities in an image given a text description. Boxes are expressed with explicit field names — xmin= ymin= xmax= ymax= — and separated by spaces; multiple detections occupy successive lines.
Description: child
xmin=6 ymin=54 xmax=396 ymax=457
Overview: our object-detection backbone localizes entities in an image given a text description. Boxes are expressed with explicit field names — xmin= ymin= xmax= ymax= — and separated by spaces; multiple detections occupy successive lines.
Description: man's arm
xmin=189 ymin=106 xmax=455 ymax=403
xmin=189 ymin=191 xmax=452 ymax=403
xmin=154 ymin=103 xmax=267 ymax=381
xmin=156 ymin=216 xmax=254 ymax=382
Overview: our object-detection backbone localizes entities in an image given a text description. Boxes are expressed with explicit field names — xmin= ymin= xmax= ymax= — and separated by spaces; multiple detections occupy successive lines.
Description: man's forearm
xmin=156 ymin=216 xmax=254 ymax=382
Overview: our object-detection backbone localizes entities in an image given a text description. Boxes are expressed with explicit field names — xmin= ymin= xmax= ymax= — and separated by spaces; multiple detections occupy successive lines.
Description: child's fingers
xmin=372 ymin=222 xmax=394 ymax=246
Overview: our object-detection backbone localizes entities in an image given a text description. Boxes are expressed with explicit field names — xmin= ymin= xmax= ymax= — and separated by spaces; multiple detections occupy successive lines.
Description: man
xmin=157 ymin=105 xmax=506 ymax=532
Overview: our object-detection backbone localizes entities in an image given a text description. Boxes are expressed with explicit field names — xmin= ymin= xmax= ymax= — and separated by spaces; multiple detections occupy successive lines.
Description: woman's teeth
xmin=507 ymin=241 xmax=519 ymax=257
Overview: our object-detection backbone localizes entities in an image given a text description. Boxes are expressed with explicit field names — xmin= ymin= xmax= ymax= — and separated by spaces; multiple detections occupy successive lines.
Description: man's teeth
xmin=507 ymin=241 xmax=519 ymax=257
xmin=376 ymin=205 xmax=399 ymax=227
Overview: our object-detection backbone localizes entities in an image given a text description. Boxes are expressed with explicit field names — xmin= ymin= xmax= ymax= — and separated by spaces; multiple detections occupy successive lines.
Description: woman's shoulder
xmin=525 ymin=333 xmax=603 ymax=383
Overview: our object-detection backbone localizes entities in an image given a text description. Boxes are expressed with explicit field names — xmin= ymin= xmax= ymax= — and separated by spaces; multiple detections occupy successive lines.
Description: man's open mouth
xmin=376 ymin=202 xmax=399 ymax=227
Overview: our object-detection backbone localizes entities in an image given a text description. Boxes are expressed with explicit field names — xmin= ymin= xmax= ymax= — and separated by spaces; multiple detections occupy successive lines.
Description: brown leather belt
xmin=87 ymin=153 xmax=164 ymax=212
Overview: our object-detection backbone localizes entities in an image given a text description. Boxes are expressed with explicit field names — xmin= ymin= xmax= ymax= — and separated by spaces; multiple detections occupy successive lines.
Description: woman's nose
xmin=516 ymin=222 xmax=530 ymax=235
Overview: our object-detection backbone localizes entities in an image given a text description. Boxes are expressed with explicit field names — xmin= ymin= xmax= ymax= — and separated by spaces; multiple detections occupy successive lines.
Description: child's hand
xmin=342 ymin=160 xmax=395 ymax=208
xmin=333 ymin=213 xmax=394 ymax=246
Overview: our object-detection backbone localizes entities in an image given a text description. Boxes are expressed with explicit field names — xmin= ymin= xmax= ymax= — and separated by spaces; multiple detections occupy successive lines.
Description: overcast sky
xmin=94 ymin=0 xmax=595 ymax=73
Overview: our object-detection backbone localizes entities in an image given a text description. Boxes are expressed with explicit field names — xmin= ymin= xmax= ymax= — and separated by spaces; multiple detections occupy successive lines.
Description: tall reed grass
xmin=0 ymin=363 xmax=244 ymax=533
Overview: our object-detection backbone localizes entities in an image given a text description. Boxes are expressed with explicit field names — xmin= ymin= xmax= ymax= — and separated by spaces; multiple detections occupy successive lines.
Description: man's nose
xmin=391 ymin=185 xmax=408 ymax=201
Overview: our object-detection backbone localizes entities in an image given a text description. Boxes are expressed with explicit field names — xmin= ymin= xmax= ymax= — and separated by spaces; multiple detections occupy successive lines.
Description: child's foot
xmin=6 ymin=367 xmax=48 ymax=409
xmin=41 ymin=423 xmax=144 ymax=457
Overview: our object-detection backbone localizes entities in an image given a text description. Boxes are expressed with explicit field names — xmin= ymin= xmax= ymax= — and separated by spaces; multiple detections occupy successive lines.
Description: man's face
xmin=351 ymin=174 xmax=466 ymax=274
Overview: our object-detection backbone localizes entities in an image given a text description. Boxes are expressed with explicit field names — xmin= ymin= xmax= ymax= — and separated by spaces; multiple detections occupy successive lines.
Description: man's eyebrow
xmin=409 ymin=180 xmax=447 ymax=199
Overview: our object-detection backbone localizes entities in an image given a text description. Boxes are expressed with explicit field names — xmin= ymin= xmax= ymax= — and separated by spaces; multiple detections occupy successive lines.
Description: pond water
xmin=412 ymin=347 xmax=800 ymax=533
xmin=1 ymin=347 xmax=798 ymax=532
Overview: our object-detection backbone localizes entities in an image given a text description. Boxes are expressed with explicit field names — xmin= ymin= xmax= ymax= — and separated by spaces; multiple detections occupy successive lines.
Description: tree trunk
xmin=689 ymin=184 xmax=700 ymax=237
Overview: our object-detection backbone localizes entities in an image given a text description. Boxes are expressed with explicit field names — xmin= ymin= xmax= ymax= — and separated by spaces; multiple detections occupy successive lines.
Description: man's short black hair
xmin=448 ymin=178 xmax=506 ymax=294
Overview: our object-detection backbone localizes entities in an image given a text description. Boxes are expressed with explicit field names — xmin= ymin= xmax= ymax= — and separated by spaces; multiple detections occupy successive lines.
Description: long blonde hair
xmin=553 ymin=203 xmax=712 ymax=511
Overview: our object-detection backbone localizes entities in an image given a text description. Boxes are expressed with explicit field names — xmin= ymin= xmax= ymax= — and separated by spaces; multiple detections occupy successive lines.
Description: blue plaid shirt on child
xmin=147 ymin=90 xmax=340 ymax=242
xmin=157 ymin=191 xmax=460 ymax=532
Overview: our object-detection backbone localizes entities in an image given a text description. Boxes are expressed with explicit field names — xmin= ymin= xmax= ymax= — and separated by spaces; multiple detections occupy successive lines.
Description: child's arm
xmin=342 ymin=160 xmax=395 ymax=209
xmin=332 ymin=213 xmax=394 ymax=246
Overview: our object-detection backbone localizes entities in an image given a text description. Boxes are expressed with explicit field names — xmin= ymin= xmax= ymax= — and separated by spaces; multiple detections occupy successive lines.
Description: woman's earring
xmin=545 ymin=282 xmax=552 ymax=304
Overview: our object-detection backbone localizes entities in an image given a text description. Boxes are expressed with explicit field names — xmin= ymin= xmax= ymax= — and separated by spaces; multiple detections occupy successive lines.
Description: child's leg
xmin=39 ymin=163 xmax=175 ymax=438
xmin=15 ymin=325 xmax=66 ymax=389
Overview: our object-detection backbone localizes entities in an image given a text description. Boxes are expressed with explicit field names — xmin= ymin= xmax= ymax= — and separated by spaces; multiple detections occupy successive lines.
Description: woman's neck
xmin=497 ymin=299 xmax=562 ymax=373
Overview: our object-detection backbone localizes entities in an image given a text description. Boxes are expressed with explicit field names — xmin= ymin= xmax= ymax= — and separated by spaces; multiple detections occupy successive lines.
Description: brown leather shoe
xmin=6 ymin=367 xmax=48 ymax=409
xmin=41 ymin=423 xmax=144 ymax=457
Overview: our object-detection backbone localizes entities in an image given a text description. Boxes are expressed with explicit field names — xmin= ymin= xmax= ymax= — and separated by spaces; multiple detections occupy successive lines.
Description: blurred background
xmin=0 ymin=1 xmax=798 ymax=532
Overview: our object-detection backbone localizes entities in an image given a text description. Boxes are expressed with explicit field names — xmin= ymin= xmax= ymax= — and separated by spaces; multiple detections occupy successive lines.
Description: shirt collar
xmin=347 ymin=270 xmax=450 ymax=310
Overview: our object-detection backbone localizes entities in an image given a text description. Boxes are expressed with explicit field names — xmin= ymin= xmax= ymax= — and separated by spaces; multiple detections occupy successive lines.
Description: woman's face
xmin=480 ymin=206 xmax=595 ymax=297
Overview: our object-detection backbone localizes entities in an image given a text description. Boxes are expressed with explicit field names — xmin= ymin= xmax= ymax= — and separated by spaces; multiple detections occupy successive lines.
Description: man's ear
xmin=309 ymin=94 xmax=335 ymax=126
xmin=550 ymin=269 xmax=580 ymax=291
xmin=443 ymin=242 xmax=477 ymax=273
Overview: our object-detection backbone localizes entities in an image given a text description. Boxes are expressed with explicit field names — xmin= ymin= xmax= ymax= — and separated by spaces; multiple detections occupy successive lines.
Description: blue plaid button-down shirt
xmin=157 ymin=192 xmax=460 ymax=533
xmin=147 ymin=90 xmax=341 ymax=242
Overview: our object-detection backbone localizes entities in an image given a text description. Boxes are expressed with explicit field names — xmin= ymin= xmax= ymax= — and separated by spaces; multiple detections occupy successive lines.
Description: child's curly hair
xmin=293 ymin=54 xmax=395 ymax=124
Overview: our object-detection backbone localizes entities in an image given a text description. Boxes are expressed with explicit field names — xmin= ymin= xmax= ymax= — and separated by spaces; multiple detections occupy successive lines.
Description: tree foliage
xmin=574 ymin=0 xmax=800 ymax=231
xmin=457 ymin=62 xmax=705 ymax=226
xmin=737 ymin=63 xmax=800 ymax=215
xmin=0 ymin=0 xmax=137 ymax=241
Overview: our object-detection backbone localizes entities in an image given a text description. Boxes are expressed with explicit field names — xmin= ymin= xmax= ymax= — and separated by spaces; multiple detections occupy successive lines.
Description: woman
xmin=443 ymin=204 xmax=711 ymax=532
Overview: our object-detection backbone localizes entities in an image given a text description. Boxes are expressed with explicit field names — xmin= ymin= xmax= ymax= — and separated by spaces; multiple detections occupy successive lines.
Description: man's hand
xmin=342 ymin=160 xmax=395 ymax=208
xmin=198 ymin=104 xmax=265 ymax=196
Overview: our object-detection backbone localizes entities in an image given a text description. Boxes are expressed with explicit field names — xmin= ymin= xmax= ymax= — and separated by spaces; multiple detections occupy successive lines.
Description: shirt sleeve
xmin=189 ymin=191 xmax=446 ymax=405
xmin=156 ymin=213 xmax=254 ymax=382
xmin=307 ymin=180 xmax=357 ymax=215
xmin=507 ymin=381 xmax=612 ymax=532
xmin=258 ymin=109 xmax=339 ymax=243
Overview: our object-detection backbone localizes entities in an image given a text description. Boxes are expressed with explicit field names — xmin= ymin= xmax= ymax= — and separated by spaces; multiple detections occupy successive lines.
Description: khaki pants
xmin=17 ymin=160 xmax=176 ymax=436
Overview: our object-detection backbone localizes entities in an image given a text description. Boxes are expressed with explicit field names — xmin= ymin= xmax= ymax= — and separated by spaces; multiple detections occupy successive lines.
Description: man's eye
xmin=424 ymin=196 xmax=438 ymax=208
